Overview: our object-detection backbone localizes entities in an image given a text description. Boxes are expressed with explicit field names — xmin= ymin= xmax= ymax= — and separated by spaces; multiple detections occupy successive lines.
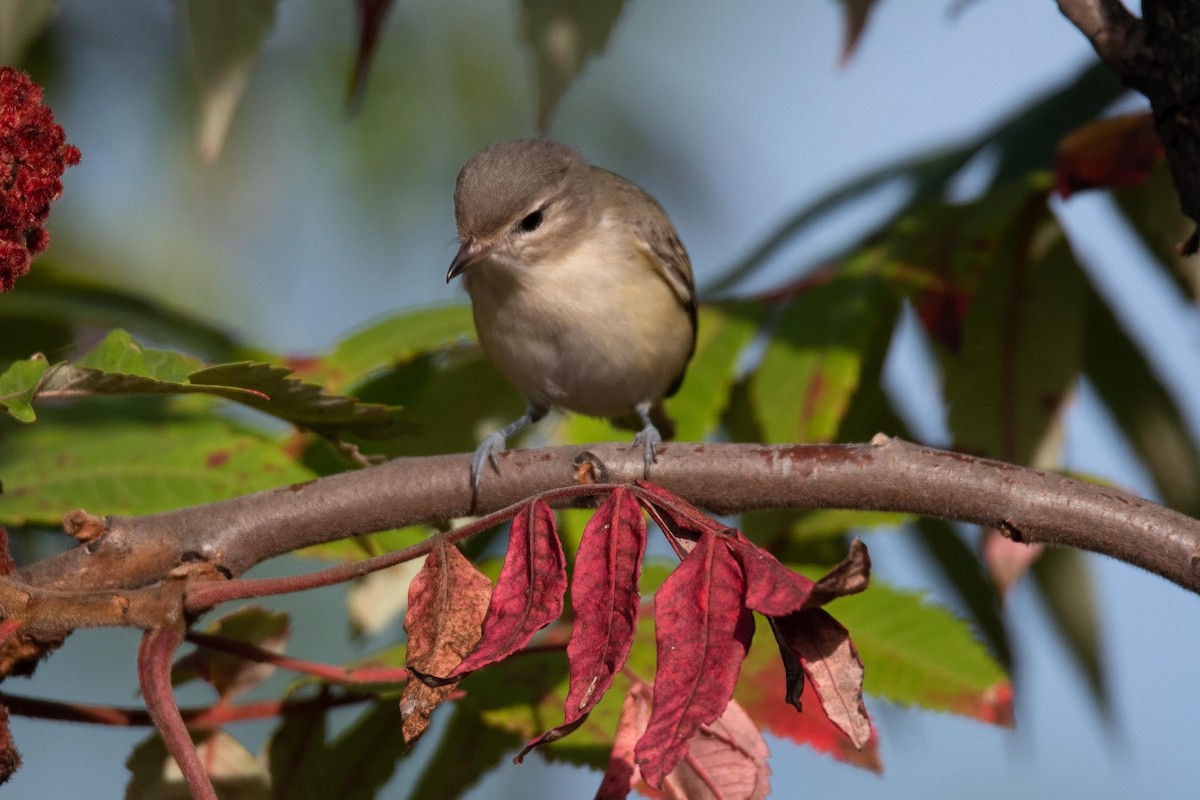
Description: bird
xmin=446 ymin=138 xmax=697 ymax=491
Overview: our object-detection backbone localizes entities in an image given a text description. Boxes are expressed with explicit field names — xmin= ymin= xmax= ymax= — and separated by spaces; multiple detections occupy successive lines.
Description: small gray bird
xmin=446 ymin=139 xmax=697 ymax=490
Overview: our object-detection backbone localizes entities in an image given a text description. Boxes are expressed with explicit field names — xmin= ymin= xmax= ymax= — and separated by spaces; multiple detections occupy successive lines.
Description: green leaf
xmin=185 ymin=0 xmax=279 ymax=162
xmin=0 ymin=354 xmax=48 ymax=422
xmin=454 ymin=647 xmax=615 ymax=768
xmin=268 ymin=699 xmax=409 ymax=800
xmin=356 ymin=350 xmax=524 ymax=459
xmin=670 ymin=302 xmax=763 ymax=441
xmin=0 ymin=402 xmax=315 ymax=527
xmin=519 ymin=0 xmax=626 ymax=131
xmin=707 ymin=62 xmax=1122 ymax=295
xmin=943 ymin=214 xmax=1085 ymax=464
xmin=408 ymin=704 xmax=522 ymax=800
xmin=267 ymin=706 xmax=330 ymax=800
xmin=750 ymin=276 xmax=898 ymax=443
xmin=172 ymin=607 xmax=290 ymax=700
xmin=296 ymin=526 xmax=430 ymax=562
xmin=189 ymin=361 xmax=408 ymax=439
xmin=1082 ymin=281 xmax=1200 ymax=516
xmin=911 ymin=518 xmax=1012 ymax=671
xmin=126 ymin=729 xmax=269 ymax=800
xmin=1114 ymin=161 xmax=1200 ymax=300
xmin=707 ymin=148 xmax=974 ymax=297
xmin=0 ymin=0 xmax=58 ymax=66
xmin=988 ymin=63 xmax=1124 ymax=184
xmin=829 ymin=580 xmax=1010 ymax=722
xmin=318 ymin=305 xmax=477 ymax=393
xmin=2 ymin=330 xmax=407 ymax=439
xmin=867 ymin=178 xmax=1053 ymax=309
xmin=316 ymin=700 xmax=408 ymax=800
xmin=740 ymin=506 xmax=908 ymax=573
xmin=74 ymin=328 xmax=205 ymax=380
xmin=785 ymin=509 xmax=911 ymax=542
xmin=1030 ymin=547 xmax=1109 ymax=717
xmin=829 ymin=366 xmax=1015 ymax=674
xmin=0 ymin=262 xmax=241 ymax=363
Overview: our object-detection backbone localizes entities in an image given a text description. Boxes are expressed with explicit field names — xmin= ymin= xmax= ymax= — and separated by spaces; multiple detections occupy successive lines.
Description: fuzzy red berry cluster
xmin=0 ymin=67 xmax=80 ymax=292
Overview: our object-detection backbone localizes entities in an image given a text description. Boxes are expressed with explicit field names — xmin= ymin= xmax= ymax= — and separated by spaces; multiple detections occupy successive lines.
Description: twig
xmin=0 ymin=688 xmax=370 ymax=727
xmin=185 ymin=631 xmax=410 ymax=685
xmin=1055 ymin=0 xmax=1144 ymax=72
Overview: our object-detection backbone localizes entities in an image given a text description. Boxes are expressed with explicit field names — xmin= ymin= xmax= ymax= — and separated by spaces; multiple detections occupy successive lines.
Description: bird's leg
xmin=631 ymin=401 xmax=662 ymax=477
xmin=471 ymin=402 xmax=549 ymax=492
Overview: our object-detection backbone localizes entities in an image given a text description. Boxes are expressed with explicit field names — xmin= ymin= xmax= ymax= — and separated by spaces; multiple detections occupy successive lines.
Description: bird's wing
xmin=597 ymin=169 xmax=695 ymax=305
xmin=636 ymin=225 xmax=698 ymax=399
xmin=594 ymin=166 xmax=698 ymax=397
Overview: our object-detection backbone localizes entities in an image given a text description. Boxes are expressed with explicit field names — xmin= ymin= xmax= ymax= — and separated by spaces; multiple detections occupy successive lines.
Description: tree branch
xmin=1058 ymin=0 xmax=1200 ymax=253
xmin=0 ymin=688 xmax=369 ymax=727
xmin=9 ymin=436 xmax=1200 ymax=604
xmin=1056 ymin=0 xmax=1145 ymax=73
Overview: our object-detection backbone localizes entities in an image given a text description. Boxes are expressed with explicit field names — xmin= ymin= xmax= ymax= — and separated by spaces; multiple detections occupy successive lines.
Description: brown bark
xmin=3 ymin=436 xmax=1197 ymax=626
xmin=1058 ymin=0 xmax=1200 ymax=252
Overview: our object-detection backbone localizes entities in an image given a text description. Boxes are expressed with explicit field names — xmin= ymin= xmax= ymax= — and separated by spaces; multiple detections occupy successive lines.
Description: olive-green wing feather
xmin=595 ymin=166 xmax=698 ymax=398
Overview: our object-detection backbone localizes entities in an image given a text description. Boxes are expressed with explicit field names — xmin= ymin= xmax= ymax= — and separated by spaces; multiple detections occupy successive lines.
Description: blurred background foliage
xmin=1 ymin=1 xmax=1199 ymax=798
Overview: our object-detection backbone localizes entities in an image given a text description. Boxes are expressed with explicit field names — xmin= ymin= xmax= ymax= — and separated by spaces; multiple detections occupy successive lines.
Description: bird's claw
xmin=633 ymin=424 xmax=662 ymax=477
xmin=471 ymin=432 xmax=507 ymax=493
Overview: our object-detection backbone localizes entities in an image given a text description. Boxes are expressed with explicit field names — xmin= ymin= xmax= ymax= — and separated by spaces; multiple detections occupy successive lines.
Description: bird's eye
xmin=517 ymin=209 xmax=544 ymax=233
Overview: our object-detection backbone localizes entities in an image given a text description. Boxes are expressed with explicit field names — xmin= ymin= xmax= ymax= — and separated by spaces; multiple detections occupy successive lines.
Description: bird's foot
xmin=471 ymin=431 xmax=507 ymax=493
xmin=633 ymin=424 xmax=662 ymax=478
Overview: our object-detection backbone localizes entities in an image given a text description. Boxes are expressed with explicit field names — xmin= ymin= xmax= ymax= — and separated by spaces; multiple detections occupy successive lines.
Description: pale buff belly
xmin=464 ymin=257 xmax=692 ymax=417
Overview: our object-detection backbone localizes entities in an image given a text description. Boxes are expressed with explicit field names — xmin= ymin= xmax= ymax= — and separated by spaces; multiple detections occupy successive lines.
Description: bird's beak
xmin=446 ymin=238 xmax=493 ymax=282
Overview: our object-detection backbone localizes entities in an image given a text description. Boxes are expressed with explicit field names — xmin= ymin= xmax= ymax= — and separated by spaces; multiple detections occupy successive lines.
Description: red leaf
xmin=1055 ymin=112 xmax=1163 ymax=198
xmin=518 ymin=488 xmax=647 ymax=760
xmin=0 ymin=702 xmax=19 ymax=784
xmin=771 ymin=609 xmax=872 ymax=749
xmin=596 ymin=682 xmax=653 ymax=800
xmin=401 ymin=539 xmax=493 ymax=744
xmin=765 ymin=540 xmax=871 ymax=719
xmin=347 ymin=0 xmax=395 ymax=114
xmin=662 ymin=698 xmax=771 ymax=800
xmin=727 ymin=532 xmax=816 ymax=617
xmin=914 ymin=283 xmax=970 ymax=353
xmin=739 ymin=667 xmax=882 ymax=772
xmin=838 ymin=0 xmax=880 ymax=65
xmin=632 ymin=480 xmax=725 ymax=558
xmin=0 ymin=527 xmax=13 ymax=577
xmin=808 ymin=538 xmax=871 ymax=606
xmin=981 ymin=529 xmax=1043 ymax=597
xmin=565 ymin=489 xmax=646 ymax=719
xmin=635 ymin=530 xmax=755 ymax=788
xmin=425 ymin=499 xmax=566 ymax=684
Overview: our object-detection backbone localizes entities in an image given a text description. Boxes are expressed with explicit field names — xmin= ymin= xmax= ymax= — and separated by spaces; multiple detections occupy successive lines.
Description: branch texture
xmin=1059 ymin=0 xmax=1200 ymax=252
xmin=11 ymin=436 xmax=1200 ymax=601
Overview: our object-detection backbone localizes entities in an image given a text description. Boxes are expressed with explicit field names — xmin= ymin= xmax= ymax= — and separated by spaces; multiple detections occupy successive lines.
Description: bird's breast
xmin=463 ymin=234 xmax=692 ymax=417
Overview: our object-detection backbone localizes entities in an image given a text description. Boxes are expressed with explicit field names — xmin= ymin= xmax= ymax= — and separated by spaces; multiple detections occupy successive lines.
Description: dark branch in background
xmin=1058 ymin=0 xmax=1200 ymax=253
xmin=6 ymin=436 xmax=1200 ymax=617
xmin=0 ymin=688 xmax=368 ymax=727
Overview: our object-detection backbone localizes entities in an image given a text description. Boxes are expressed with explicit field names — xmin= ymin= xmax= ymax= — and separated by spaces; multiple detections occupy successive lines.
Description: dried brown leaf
xmin=401 ymin=539 xmax=492 ymax=744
